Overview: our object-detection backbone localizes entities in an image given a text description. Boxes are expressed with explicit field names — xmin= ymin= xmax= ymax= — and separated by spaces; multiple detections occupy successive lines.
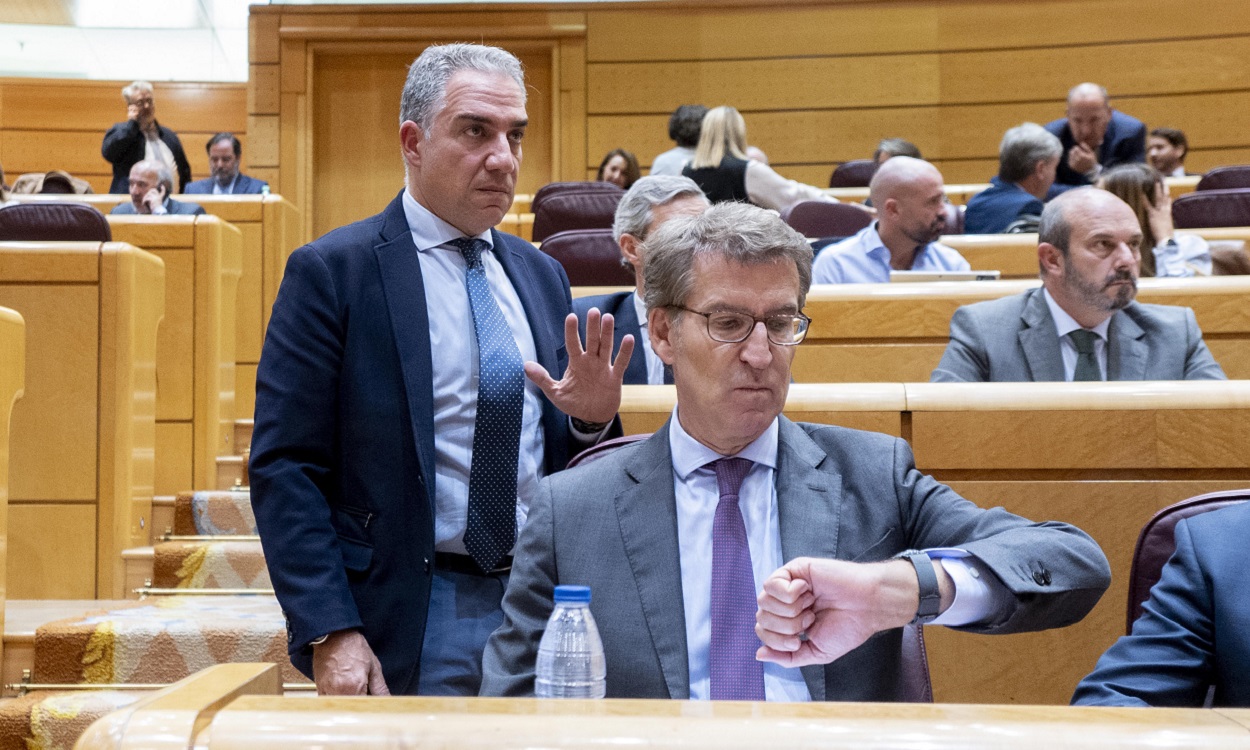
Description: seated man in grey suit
xmin=481 ymin=202 xmax=1111 ymax=701
xmin=574 ymin=174 xmax=708 ymax=385
xmin=932 ymin=188 xmax=1225 ymax=382
xmin=111 ymin=160 xmax=205 ymax=216
xmin=184 ymin=133 xmax=269 ymax=195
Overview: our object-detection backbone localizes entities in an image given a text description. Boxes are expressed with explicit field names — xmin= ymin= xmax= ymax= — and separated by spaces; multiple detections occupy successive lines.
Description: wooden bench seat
xmin=618 ymin=380 xmax=1250 ymax=705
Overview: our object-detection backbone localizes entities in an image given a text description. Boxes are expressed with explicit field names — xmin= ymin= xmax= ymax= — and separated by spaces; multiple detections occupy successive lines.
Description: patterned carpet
xmin=0 ymin=691 xmax=141 ymax=750
xmin=174 ymin=490 xmax=257 ymax=535
xmin=152 ymin=540 xmax=270 ymax=589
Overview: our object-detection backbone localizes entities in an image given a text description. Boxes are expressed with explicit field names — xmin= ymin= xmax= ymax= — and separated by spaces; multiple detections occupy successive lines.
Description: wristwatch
xmin=895 ymin=549 xmax=942 ymax=625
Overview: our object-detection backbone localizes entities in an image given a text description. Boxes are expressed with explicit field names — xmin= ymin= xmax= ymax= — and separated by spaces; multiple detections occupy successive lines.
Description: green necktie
xmin=1068 ymin=329 xmax=1103 ymax=382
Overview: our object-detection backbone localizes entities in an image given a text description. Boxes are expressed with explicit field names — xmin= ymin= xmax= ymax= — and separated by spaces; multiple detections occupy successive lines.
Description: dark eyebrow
xmin=454 ymin=113 xmax=528 ymax=129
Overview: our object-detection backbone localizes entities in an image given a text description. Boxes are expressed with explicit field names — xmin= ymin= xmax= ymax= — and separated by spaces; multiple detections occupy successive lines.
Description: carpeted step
xmin=152 ymin=541 xmax=270 ymax=590
xmin=173 ymin=490 xmax=255 ymax=536
xmin=32 ymin=597 xmax=308 ymax=686
xmin=0 ymin=690 xmax=142 ymax=750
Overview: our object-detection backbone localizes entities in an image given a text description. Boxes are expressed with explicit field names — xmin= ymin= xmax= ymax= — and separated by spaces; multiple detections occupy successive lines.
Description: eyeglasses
xmin=671 ymin=306 xmax=811 ymax=346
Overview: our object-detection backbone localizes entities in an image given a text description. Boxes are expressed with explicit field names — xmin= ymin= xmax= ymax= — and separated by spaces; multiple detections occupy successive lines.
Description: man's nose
xmin=483 ymin=134 xmax=517 ymax=172
xmin=739 ymin=322 xmax=774 ymax=369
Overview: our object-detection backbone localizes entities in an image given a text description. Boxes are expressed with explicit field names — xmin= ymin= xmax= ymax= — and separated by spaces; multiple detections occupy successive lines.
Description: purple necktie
xmin=709 ymin=457 xmax=766 ymax=701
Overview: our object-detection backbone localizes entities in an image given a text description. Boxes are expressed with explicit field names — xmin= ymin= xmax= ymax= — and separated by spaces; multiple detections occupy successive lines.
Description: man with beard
xmin=185 ymin=133 xmax=269 ymax=195
xmin=812 ymin=157 xmax=968 ymax=283
xmin=931 ymin=188 xmax=1224 ymax=382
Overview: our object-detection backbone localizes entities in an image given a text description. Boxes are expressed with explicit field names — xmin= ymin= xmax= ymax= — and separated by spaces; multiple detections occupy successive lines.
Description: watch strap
xmin=896 ymin=549 xmax=941 ymax=625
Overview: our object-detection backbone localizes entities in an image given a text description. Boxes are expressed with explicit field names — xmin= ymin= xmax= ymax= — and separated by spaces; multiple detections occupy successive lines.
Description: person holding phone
xmin=110 ymin=160 xmax=205 ymax=216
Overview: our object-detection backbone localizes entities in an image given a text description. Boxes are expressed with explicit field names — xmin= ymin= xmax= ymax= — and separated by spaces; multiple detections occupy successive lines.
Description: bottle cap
xmin=553 ymin=585 xmax=591 ymax=604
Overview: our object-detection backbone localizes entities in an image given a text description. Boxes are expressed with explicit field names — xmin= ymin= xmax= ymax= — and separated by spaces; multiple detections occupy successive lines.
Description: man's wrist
xmin=570 ymin=416 xmax=611 ymax=433
xmin=893 ymin=550 xmax=942 ymax=626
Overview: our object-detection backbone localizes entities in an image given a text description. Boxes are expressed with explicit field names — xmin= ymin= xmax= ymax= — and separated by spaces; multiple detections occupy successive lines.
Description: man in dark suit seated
xmin=110 ymin=160 xmax=204 ymax=216
xmin=249 ymin=42 xmax=632 ymax=698
xmin=1072 ymin=501 xmax=1250 ymax=707
xmin=932 ymin=188 xmax=1225 ymax=383
xmin=481 ymin=201 xmax=1111 ymax=701
xmin=1046 ymin=83 xmax=1146 ymax=195
xmin=574 ymin=174 xmax=708 ymax=385
xmin=184 ymin=133 xmax=269 ymax=195
xmin=964 ymin=123 xmax=1062 ymax=234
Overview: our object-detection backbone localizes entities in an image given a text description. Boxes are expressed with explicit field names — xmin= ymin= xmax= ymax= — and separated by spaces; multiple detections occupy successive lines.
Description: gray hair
xmin=1068 ymin=82 xmax=1110 ymax=105
xmin=122 ymin=80 xmax=153 ymax=103
xmin=642 ymin=202 xmax=813 ymax=315
xmin=614 ymin=175 xmax=709 ymax=272
xmin=998 ymin=122 xmax=1062 ymax=183
xmin=132 ymin=159 xmax=173 ymax=194
xmin=399 ymin=43 xmax=525 ymax=132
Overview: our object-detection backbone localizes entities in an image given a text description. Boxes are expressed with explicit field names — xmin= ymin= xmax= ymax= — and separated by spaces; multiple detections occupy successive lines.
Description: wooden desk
xmin=826 ymin=176 xmax=1198 ymax=208
xmin=0 ymin=243 xmax=163 ymax=599
xmin=0 ymin=307 xmax=25 ymax=672
xmin=107 ymin=216 xmax=243 ymax=495
xmin=618 ymin=381 xmax=1250 ymax=704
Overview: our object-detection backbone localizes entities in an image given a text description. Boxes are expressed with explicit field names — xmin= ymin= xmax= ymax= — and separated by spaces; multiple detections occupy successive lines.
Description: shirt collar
xmin=401 ymin=189 xmax=494 ymax=253
xmin=631 ymin=290 xmax=648 ymax=330
xmin=1042 ymin=287 xmax=1112 ymax=340
xmin=668 ymin=406 xmax=779 ymax=481
xmin=864 ymin=221 xmax=937 ymax=265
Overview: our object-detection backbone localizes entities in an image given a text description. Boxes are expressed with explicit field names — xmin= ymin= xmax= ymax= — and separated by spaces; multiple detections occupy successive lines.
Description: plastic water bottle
xmin=534 ymin=585 xmax=606 ymax=698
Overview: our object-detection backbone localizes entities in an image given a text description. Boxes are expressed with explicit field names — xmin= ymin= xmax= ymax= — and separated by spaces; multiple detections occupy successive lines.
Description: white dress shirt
xmin=1043 ymin=288 xmax=1112 ymax=381
xmin=144 ymin=136 xmax=178 ymax=189
xmin=402 ymin=190 xmax=546 ymax=555
xmin=668 ymin=409 xmax=1001 ymax=702
xmin=630 ymin=291 xmax=666 ymax=385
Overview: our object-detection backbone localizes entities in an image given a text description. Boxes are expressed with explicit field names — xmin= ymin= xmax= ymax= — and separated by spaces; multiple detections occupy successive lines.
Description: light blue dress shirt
xmin=812 ymin=222 xmax=970 ymax=284
xmin=668 ymin=409 xmax=1004 ymax=701
xmin=401 ymin=190 xmax=546 ymax=555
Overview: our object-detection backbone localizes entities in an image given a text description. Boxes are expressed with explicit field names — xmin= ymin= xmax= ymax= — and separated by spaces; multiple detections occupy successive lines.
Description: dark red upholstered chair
xmin=829 ymin=159 xmax=877 ymax=188
xmin=530 ymin=181 xmax=625 ymax=243
xmin=538 ymin=228 xmax=634 ymax=287
xmin=1126 ymin=489 xmax=1250 ymax=634
xmin=782 ymin=201 xmax=873 ymax=239
xmin=0 ymin=201 xmax=112 ymax=242
xmin=566 ymin=431 xmax=933 ymax=703
xmin=1171 ymin=188 xmax=1250 ymax=229
xmin=1195 ymin=166 xmax=1250 ymax=191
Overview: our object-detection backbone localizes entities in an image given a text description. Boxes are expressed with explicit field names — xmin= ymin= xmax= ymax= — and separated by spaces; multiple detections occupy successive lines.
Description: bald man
xmin=1045 ymin=83 xmax=1146 ymax=193
xmin=812 ymin=156 xmax=969 ymax=283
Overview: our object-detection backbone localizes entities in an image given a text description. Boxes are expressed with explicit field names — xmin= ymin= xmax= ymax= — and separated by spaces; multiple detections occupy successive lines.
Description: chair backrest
xmin=829 ymin=159 xmax=877 ymax=188
xmin=782 ymin=201 xmax=873 ymax=239
xmin=530 ymin=181 xmax=625 ymax=242
xmin=538 ymin=228 xmax=635 ymax=286
xmin=1171 ymin=188 xmax=1250 ymax=229
xmin=566 ymin=430 xmax=933 ymax=703
xmin=1195 ymin=165 xmax=1250 ymax=191
xmin=1126 ymin=489 xmax=1250 ymax=633
xmin=0 ymin=201 xmax=112 ymax=241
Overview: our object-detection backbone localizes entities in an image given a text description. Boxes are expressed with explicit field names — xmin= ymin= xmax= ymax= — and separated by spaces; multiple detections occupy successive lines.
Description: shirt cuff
xmin=924 ymin=548 xmax=1008 ymax=627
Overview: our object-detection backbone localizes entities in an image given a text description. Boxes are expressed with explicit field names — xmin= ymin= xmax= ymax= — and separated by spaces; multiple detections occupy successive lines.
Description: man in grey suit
xmin=481 ymin=202 xmax=1111 ymax=701
xmin=110 ymin=160 xmax=205 ymax=216
xmin=932 ymin=188 xmax=1224 ymax=383
xmin=573 ymin=174 xmax=708 ymax=385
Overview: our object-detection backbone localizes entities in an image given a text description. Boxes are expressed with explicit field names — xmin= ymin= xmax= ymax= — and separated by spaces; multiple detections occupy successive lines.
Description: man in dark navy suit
xmin=184 ymin=133 xmax=269 ymax=195
xmin=249 ymin=43 xmax=632 ymax=698
xmin=574 ymin=175 xmax=708 ymax=385
xmin=1046 ymin=83 xmax=1146 ymax=195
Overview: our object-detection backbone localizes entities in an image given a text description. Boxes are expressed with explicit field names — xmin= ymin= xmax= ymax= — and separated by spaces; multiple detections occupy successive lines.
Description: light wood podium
xmin=0 ymin=307 xmax=25 ymax=673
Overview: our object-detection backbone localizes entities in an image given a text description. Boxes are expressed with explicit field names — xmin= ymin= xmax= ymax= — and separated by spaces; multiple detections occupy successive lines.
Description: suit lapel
xmin=613 ymin=292 xmax=649 ymax=385
xmin=613 ymin=423 xmax=690 ymax=698
xmin=1018 ymin=289 xmax=1066 ymax=381
xmin=1106 ymin=307 xmax=1146 ymax=380
xmin=373 ymin=193 xmax=440 ymax=506
xmin=774 ymin=417 xmax=839 ymax=701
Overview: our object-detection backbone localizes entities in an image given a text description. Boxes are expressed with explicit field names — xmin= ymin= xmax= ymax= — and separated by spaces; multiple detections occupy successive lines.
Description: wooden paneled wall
xmin=0 ymin=78 xmax=249 ymax=195
xmin=252 ymin=0 xmax=1250 ymax=240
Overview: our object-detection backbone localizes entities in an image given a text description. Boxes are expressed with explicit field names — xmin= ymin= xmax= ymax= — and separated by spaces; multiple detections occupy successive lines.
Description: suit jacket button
xmin=423 ymin=557 xmax=431 ymax=574
xmin=1033 ymin=569 xmax=1051 ymax=586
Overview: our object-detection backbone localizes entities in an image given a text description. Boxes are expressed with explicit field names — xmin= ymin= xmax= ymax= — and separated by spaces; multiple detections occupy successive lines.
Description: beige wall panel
xmin=250 ymin=11 xmax=281 ymax=65
xmin=0 ymin=284 xmax=98 ymax=502
xmin=236 ymin=222 xmax=264 ymax=365
xmin=236 ymin=364 xmax=257 ymax=421
xmin=1192 ymin=147 xmax=1250 ymax=171
xmin=281 ymin=40 xmax=308 ymax=94
xmin=924 ymin=478 xmax=1250 ymax=705
xmin=248 ymin=114 xmax=280 ymax=169
xmin=1206 ymin=340 xmax=1249 ymax=380
xmin=150 ymin=249 xmax=194 ymax=422
xmin=587 ymin=54 xmax=939 ymax=114
xmin=250 ymin=64 xmax=282 ymax=115
xmin=586 ymin=5 xmax=939 ymax=62
xmin=0 ymin=248 xmax=98 ymax=282
xmin=1 ymin=130 xmax=113 ymax=175
xmin=792 ymin=344 xmax=947 ymax=384
xmin=7 ymin=503 xmax=96 ymax=599
xmin=558 ymin=37 xmax=587 ymax=182
xmin=0 ymin=307 xmax=24 ymax=625
xmin=1157 ymin=410 xmax=1250 ymax=468
xmin=940 ymin=37 xmax=1250 ymax=105
xmin=155 ymin=422 xmax=194 ymax=498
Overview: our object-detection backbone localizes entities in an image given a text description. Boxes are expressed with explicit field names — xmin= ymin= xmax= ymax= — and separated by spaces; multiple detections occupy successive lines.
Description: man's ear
xmin=619 ymin=234 xmax=642 ymax=270
xmin=648 ymin=306 xmax=676 ymax=365
xmin=400 ymin=121 xmax=424 ymax=170
xmin=1038 ymin=242 xmax=1065 ymax=278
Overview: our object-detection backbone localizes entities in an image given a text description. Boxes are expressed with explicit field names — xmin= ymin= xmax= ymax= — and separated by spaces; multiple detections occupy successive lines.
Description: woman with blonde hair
xmin=1097 ymin=163 xmax=1211 ymax=277
xmin=682 ymin=106 xmax=837 ymax=213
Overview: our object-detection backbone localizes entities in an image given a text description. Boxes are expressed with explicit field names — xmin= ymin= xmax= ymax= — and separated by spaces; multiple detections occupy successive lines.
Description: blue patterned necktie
xmin=709 ymin=457 xmax=766 ymax=701
xmin=450 ymin=237 xmax=524 ymax=573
